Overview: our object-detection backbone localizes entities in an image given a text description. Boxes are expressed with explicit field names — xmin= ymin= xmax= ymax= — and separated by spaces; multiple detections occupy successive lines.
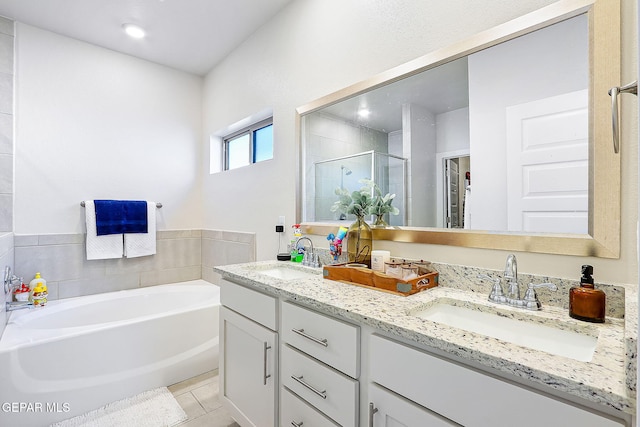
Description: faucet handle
xmin=478 ymin=274 xmax=507 ymax=304
xmin=311 ymin=253 xmax=322 ymax=268
xmin=523 ymin=282 xmax=557 ymax=310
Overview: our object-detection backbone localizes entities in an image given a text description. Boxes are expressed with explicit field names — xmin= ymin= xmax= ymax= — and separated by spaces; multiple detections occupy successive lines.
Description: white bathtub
xmin=0 ymin=279 xmax=220 ymax=427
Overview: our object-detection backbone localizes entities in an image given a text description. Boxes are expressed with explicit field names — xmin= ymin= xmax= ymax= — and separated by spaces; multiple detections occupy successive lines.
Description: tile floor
xmin=169 ymin=370 xmax=239 ymax=427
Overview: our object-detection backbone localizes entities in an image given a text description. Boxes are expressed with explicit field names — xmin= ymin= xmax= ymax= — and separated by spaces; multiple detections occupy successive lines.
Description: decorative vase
xmin=373 ymin=214 xmax=388 ymax=227
xmin=347 ymin=216 xmax=372 ymax=268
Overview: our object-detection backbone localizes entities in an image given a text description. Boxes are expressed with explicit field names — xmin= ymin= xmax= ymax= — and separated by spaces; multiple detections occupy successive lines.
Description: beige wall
xmin=202 ymin=0 xmax=638 ymax=285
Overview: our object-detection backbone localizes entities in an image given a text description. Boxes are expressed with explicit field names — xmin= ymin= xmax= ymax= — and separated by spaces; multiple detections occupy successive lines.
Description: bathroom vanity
xmin=215 ymin=261 xmax=635 ymax=427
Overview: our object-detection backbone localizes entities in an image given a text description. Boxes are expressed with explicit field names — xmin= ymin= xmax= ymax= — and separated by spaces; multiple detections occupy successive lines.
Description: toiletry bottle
xmin=291 ymin=225 xmax=302 ymax=262
xmin=29 ymin=272 xmax=46 ymax=303
xmin=569 ymin=265 xmax=605 ymax=323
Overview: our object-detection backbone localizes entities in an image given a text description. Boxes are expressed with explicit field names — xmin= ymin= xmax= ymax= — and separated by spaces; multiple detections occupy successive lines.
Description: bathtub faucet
xmin=6 ymin=301 xmax=34 ymax=312
xmin=3 ymin=266 xmax=33 ymax=311
xmin=3 ymin=266 xmax=22 ymax=295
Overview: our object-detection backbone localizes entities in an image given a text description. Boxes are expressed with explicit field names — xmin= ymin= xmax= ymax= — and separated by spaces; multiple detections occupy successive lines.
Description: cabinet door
xmin=370 ymin=334 xmax=625 ymax=427
xmin=220 ymin=306 xmax=278 ymax=427
xmin=369 ymin=384 xmax=459 ymax=427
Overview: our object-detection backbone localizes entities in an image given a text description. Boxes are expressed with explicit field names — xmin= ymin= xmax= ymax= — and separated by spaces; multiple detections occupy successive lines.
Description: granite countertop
xmin=214 ymin=260 xmax=637 ymax=416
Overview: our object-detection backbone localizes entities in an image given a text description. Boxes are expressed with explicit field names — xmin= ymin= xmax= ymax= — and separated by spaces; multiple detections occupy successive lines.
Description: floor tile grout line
xmin=191 ymin=391 xmax=208 ymax=414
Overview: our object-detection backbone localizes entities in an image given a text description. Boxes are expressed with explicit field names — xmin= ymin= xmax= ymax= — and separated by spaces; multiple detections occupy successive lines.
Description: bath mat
xmin=50 ymin=387 xmax=187 ymax=427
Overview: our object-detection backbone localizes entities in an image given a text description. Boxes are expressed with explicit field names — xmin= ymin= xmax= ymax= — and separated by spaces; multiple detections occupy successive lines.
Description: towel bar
xmin=81 ymin=201 xmax=163 ymax=208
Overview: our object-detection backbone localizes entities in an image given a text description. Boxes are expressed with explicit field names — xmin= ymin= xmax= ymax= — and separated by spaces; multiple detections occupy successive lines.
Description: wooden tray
xmin=323 ymin=263 xmax=438 ymax=296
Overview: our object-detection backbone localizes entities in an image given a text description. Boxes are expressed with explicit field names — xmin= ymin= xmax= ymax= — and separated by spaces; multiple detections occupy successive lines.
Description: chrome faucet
xmin=3 ymin=266 xmax=33 ymax=312
xmin=478 ymin=255 xmax=557 ymax=311
xmin=504 ymin=254 xmax=520 ymax=305
xmin=295 ymin=237 xmax=321 ymax=268
xmin=6 ymin=301 xmax=34 ymax=312
xmin=3 ymin=266 xmax=22 ymax=295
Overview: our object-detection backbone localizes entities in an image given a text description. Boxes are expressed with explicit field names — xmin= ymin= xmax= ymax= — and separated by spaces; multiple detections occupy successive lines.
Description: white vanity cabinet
xmin=218 ymin=275 xmax=629 ymax=427
xmin=368 ymin=384 xmax=458 ymax=427
xmin=219 ymin=279 xmax=278 ymax=427
xmin=280 ymin=301 xmax=360 ymax=427
xmin=369 ymin=334 xmax=625 ymax=427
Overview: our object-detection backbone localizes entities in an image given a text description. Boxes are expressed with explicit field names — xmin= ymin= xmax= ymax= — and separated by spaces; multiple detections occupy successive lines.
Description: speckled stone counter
xmin=214 ymin=260 xmax=637 ymax=417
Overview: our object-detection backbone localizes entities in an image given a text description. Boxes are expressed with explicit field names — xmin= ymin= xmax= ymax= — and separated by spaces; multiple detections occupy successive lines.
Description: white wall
xmin=14 ymin=24 xmax=203 ymax=234
xmin=436 ymin=108 xmax=470 ymax=154
xmin=468 ymin=14 xmax=588 ymax=231
xmin=202 ymin=0 xmax=564 ymax=262
xmin=403 ymin=103 xmax=436 ymax=227
xmin=7 ymin=0 xmax=636 ymax=286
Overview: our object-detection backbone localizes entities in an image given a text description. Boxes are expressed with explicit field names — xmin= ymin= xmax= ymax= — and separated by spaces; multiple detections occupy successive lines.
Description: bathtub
xmin=0 ymin=279 xmax=220 ymax=427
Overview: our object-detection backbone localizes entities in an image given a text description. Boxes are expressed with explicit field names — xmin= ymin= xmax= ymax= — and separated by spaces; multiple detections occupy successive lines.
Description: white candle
xmin=371 ymin=250 xmax=391 ymax=272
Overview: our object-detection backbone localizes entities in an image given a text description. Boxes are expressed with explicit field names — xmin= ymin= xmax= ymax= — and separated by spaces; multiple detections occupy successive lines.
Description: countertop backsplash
xmin=314 ymin=247 xmax=626 ymax=319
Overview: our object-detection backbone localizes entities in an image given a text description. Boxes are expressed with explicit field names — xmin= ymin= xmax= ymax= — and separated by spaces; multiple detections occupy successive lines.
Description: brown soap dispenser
xmin=569 ymin=265 xmax=605 ymax=323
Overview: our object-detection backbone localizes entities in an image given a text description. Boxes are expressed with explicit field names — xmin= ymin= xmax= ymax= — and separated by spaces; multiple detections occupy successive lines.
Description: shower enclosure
xmin=312 ymin=150 xmax=407 ymax=225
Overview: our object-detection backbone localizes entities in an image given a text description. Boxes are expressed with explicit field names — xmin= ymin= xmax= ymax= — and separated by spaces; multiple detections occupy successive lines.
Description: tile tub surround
xmin=13 ymin=229 xmax=255 ymax=300
xmin=0 ymin=16 xmax=12 ymax=233
xmin=214 ymin=260 xmax=637 ymax=417
xmin=0 ymin=232 xmax=14 ymax=333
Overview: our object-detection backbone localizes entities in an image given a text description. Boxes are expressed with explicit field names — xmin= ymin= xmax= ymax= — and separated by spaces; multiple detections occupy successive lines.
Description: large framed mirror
xmin=296 ymin=0 xmax=621 ymax=258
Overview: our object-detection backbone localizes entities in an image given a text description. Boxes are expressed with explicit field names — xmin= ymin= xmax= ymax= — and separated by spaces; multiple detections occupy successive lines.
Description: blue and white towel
xmin=124 ymin=201 xmax=157 ymax=258
xmin=94 ymin=200 xmax=148 ymax=235
xmin=85 ymin=200 xmax=124 ymax=260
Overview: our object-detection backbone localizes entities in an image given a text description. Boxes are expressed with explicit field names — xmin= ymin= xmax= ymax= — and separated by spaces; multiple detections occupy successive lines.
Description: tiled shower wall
xmin=13 ymin=229 xmax=255 ymax=300
xmin=0 ymin=17 xmax=13 ymax=233
xmin=0 ymin=233 xmax=14 ymax=332
xmin=304 ymin=112 xmax=388 ymax=222
xmin=0 ymin=16 xmax=13 ymax=335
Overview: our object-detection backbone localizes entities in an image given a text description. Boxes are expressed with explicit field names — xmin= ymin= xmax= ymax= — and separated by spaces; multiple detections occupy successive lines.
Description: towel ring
xmin=80 ymin=201 xmax=163 ymax=208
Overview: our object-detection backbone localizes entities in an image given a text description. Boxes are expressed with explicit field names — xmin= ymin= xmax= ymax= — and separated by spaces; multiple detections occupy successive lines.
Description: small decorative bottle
xmin=569 ymin=265 xmax=605 ymax=323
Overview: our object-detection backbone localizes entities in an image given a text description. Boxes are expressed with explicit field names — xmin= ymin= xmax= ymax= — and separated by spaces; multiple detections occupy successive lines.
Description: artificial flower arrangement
xmin=329 ymin=178 xmax=399 ymax=265
xmin=330 ymin=178 xmax=375 ymax=218
xmin=369 ymin=183 xmax=399 ymax=226
xmin=330 ymin=178 xmax=398 ymax=226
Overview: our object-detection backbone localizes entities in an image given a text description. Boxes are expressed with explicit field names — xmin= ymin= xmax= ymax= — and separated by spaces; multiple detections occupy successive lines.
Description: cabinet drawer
xmin=282 ymin=301 xmax=360 ymax=378
xmin=281 ymin=387 xmax=339 ymax=427
xmin=281 ymin=345 xmax=359 ymax=427
xmin=220 ymin=279 xmax=277 ymax=330
xmin=370 ymin=334 xmax=624 ymax=427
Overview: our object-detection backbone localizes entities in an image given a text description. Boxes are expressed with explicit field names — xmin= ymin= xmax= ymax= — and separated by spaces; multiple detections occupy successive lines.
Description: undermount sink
xmin=411 ymin=301 xmax=597 ymax=362
xmin=253 ymin=265 xmax=321 ymax=281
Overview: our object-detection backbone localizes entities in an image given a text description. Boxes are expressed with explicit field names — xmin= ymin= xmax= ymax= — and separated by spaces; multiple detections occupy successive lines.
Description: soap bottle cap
xmin=581 ymin=264 xmax=594 ymax=286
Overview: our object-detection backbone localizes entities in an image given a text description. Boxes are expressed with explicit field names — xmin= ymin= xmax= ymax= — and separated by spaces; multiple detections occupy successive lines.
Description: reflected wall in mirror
xmin=302 ymin=14 xmax=588 ymax=234
xmin=297 ymin=0 xmax=621 ymax=258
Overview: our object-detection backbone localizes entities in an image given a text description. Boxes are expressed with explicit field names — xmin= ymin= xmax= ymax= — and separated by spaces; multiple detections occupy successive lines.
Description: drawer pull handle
xmin=263 ymin=342 xmax=272 ymax=385
xmin=291 ymin=375 xmax=327 ymax=399
xmin=291 ymin=328 xmax=328 ymax=347
xmin=369 ymin=402 xmax=378 ymax=427
xmin=291 ymin=421 xmax=303 ymax=427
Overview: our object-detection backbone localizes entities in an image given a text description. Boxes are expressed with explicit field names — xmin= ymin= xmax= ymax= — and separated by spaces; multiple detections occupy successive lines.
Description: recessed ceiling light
xmin=357 ymin=108 xmax=371 ymax=118
xmin=122 ymin=23 xmax=146 ymax=39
